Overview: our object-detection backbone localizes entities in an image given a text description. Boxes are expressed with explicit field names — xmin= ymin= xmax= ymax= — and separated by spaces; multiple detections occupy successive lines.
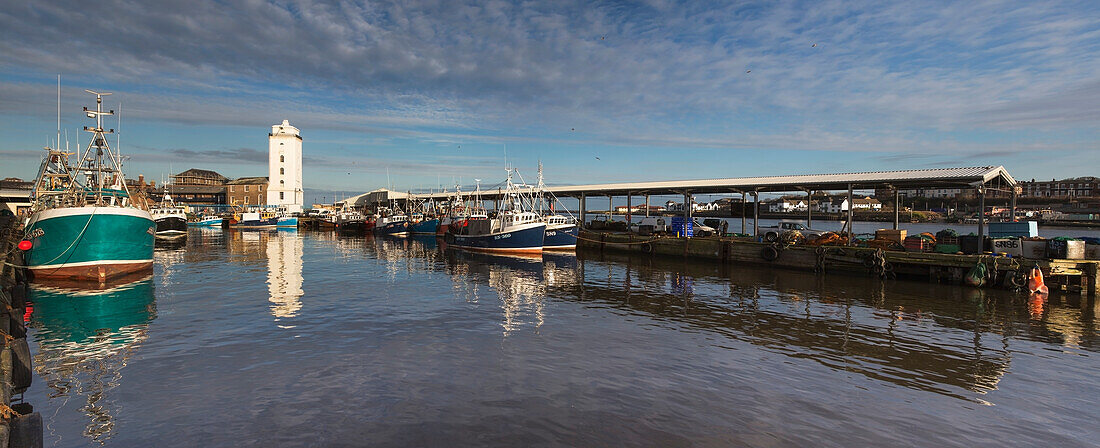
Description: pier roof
xmin=411 ymin=166 xmax=1017 ymax=199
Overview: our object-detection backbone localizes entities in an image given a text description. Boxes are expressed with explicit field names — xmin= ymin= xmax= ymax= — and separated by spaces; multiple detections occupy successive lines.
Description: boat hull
xmin=276 ymin=217 xmax=299 ymax=228
xmin=24 ymin=207 xmax=155 ymax=281
xmin=338 ymin=221 xmax=366 ymax=233
xmin=154 ymin=216 xmax=188 ymax=241
xmin=544 ymin=224 xmax=578 ymax=250
xmin=375 ymin=220 xmax=409 ymax=236
xmin=448 ymin=222 xmax=546 ymax=254
xmin=232 ymin=218 xmax=278 ymax=229
xmin=187 ymin=218 xmax=222 ymax=227
xmin=410 ymin=219 xmax=439 ymax=234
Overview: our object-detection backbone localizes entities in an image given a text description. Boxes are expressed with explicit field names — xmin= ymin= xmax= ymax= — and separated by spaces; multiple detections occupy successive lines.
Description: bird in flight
xmin=746 ymin=70 xmax=751 ymax=74
xmin=811 ymin=43 xmax=817 ymax=47
xmin=595 ymin=156 xmax=601 ymax=160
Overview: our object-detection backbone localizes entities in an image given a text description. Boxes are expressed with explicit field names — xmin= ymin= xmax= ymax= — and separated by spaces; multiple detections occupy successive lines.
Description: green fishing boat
xmin=23 ymin=90 xmax=155 ymax=282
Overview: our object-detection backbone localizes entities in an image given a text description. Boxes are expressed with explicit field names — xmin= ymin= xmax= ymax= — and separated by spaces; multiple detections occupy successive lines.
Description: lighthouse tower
xmin=267 ymin=120 xmax=303 ymax=213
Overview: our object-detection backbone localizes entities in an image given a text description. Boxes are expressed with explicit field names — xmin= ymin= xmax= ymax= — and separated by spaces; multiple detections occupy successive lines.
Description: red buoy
xmin=17 ymin=240 xmax=32 ymax=251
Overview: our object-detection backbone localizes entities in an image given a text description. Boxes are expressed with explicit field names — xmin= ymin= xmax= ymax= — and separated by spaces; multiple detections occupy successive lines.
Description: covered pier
xmin=415 ymin=166 xmax=1019 ymax=242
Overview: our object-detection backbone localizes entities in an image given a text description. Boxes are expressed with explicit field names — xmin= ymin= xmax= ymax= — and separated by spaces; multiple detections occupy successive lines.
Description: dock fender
xmin=761 ymin=245 xmax=779 ymax=261
xmin=641 ymin=242 xmax=653 ymax=254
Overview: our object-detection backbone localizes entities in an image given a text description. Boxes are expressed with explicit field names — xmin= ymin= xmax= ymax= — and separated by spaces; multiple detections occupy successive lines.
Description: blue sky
xmin=2 ymin=0 xmax=1099 ymax=204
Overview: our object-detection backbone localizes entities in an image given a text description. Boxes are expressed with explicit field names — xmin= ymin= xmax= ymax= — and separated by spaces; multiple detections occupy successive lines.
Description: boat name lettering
xmin=28 ymin=228 xmax=45 ymax=239
xmin=494 ymin=233 xmax=512 ymax=240
xmin=547 ymin=231 xmax=557 ymax=237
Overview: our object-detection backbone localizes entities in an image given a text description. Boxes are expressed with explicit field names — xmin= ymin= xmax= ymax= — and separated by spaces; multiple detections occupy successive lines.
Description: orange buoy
xmin=1028 ymin=266 xmax=1049 ymax=295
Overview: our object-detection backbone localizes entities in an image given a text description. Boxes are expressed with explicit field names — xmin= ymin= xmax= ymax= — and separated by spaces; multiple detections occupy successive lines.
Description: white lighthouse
xmin=267 ymin=119 xmax=303 ymax=213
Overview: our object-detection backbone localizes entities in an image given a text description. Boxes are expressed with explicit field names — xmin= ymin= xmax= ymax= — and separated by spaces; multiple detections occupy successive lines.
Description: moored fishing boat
xmin=22 ymin=90 xmax=155 ymax=282
xmin=409 ymin=214 xmax=439 ymax=234
xmin=188 ymin=215 xmax=223 ymax=227
xmin=447 ymin=211 xmax=545 ymax=254
xmin=336 ymin=209 xmax=366 ymax=233
xmin=232 ymin=210 xmax=278 ymax=229
xmin=150 ymin=193 xmax=187 ymax=241
xmin=533 ymin=163 xmax=578 ymax=251
xmin=374 ymin=213 xmax=409 ymax=236
xmin=542 ymin=215 xmax=578 ymax=250
xmin=446 ymin=169 xmax=545 ymax=254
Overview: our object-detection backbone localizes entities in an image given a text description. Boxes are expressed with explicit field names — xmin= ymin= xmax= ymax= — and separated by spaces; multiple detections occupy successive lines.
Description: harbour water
xmin=25 ymin=228 xmax=1100 ymax=447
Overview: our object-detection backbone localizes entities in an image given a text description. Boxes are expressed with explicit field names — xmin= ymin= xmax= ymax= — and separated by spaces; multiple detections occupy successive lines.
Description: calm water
xmin=24 ymin=228 xmax=1100 ymax=447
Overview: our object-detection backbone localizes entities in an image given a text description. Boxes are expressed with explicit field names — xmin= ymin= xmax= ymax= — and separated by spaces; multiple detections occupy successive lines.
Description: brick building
xmin=226 ymin=177 xmax=269 ymax=206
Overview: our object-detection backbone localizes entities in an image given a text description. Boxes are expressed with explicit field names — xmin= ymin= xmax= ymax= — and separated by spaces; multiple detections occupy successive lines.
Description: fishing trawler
xmin=187 ymin=215 xmax=223 ymax=227
xmin=374 ymin=212 xmax=409 ymax=236
xmin=446 ymin=169 xmax=545 ymax=254
xmin=22 ymin=90 xmax=155 ymax=281
xmin=149 ymin=192 xmax=187 ymax=241
xmin=409 ymin=213 xmax=439 ymax=234
xmin=232 ymin=209 xmax=278 ymax=229
xmin=533 ymin=163 xmax=578 ymax=250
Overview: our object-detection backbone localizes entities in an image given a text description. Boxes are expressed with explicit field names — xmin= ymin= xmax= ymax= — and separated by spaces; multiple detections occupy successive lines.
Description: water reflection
xmin=267 ymin=233 xmax=304 ymax=321
xmin=380 ymin=240 xmax=1098 ymax=402
xmin=27 ymin=274 xmax=156 ymax=445
xmin=446 ymin=250 xmax=550 ymax=336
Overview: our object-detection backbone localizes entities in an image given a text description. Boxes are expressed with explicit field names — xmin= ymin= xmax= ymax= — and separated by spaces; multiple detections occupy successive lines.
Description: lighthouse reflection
xmin=27 ymin=273 xmax=156 ymax=445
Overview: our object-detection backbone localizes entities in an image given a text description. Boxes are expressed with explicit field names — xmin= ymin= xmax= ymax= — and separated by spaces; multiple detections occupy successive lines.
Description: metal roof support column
xmin=894 ymin=188 xmax=900 ymax=230
xmin=977 ymin=184 xmax=986 ymax=245
xmin=1010 ymin=187 xmax=1018 ymax=222
xmin=847 ymin=184 xmax=854 ymax=246
xmin=608 ymin=195 xmax=613 ymax=217
xmin=645 ymin=195 xmax=650 ymax=217
xmin=626 ymin=192 xmax=632 ymax=225
xmin=579 ymin=193 xmax=586 ymax=229
xmin=806 ymin=189 xmax=813 ymax=228
xmin=752 ymin=191 xmax=759 ymax=237
xmin=684 ymin=191 xmax=692 ymax=237
xmin=741 ymin=192 xmax=747 ymax=235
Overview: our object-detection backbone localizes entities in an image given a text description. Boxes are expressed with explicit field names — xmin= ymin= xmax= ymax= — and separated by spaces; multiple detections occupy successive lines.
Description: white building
xmin=821 ymin=198 xmax=882 ymax=213
xmin=769 ymin=199 xmax=807 ymax=213
xmin=267 ymin=120 xmax=304 ymax=213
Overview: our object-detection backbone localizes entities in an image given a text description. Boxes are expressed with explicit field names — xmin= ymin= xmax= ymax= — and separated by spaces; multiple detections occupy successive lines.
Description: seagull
xmin=746 ymin=70 xmax=751 ymax=74
xmin=571 ymin=128 xmax=575 ymax=131
xmin=811 ymin=43 xmax=817 ymax=47
xmin=595 ymin=156 xmax=601 ymax=160
xmin=601 ymin=35 xmax=606 ymax=40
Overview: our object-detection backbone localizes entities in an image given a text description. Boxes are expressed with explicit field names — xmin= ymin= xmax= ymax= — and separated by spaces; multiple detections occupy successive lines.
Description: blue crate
xmin=670 ymin=217 xmax=693 ymax=237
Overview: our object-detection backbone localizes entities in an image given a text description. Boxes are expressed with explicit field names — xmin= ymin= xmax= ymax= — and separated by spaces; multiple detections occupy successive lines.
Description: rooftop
xmin=411 ymin=166 xmax=1019 ymax=200
xmin=226 ymin=176 xmax=269 ymax=185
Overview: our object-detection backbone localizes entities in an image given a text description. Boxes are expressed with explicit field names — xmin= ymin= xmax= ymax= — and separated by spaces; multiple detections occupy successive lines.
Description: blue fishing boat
xmin=188 ymin=215 xmax=223 ymax=227
xmin=542 ymin=215 xmax=578 ymax=250
xmin=447 ymin=212 xmax=546 ymax=254
xmin=446 ymin=170 xmax=545 ymax=254
xmin=374 ymin=213 xmax=409 ymax=236
xmin=232 ymin=211 xmax=278 ymax=229
xmin=409 ymin=215 xmax=440 ymax=234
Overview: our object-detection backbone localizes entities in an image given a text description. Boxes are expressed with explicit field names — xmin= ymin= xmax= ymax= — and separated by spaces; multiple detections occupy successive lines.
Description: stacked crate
xmin=904 ymin=235 xmax=933 ymax=252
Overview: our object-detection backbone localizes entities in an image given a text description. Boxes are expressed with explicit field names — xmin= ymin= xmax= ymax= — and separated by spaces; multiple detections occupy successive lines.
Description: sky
xmin=2 ymin=0 xmax=1099 ymax=205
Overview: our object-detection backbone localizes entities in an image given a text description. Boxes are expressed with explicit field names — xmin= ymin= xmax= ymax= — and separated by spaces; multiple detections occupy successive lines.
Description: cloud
xmin=1 ymin=0 xmax=1098 ymax=173
xmin=125 ymin=146 xmax=268 ymax=164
